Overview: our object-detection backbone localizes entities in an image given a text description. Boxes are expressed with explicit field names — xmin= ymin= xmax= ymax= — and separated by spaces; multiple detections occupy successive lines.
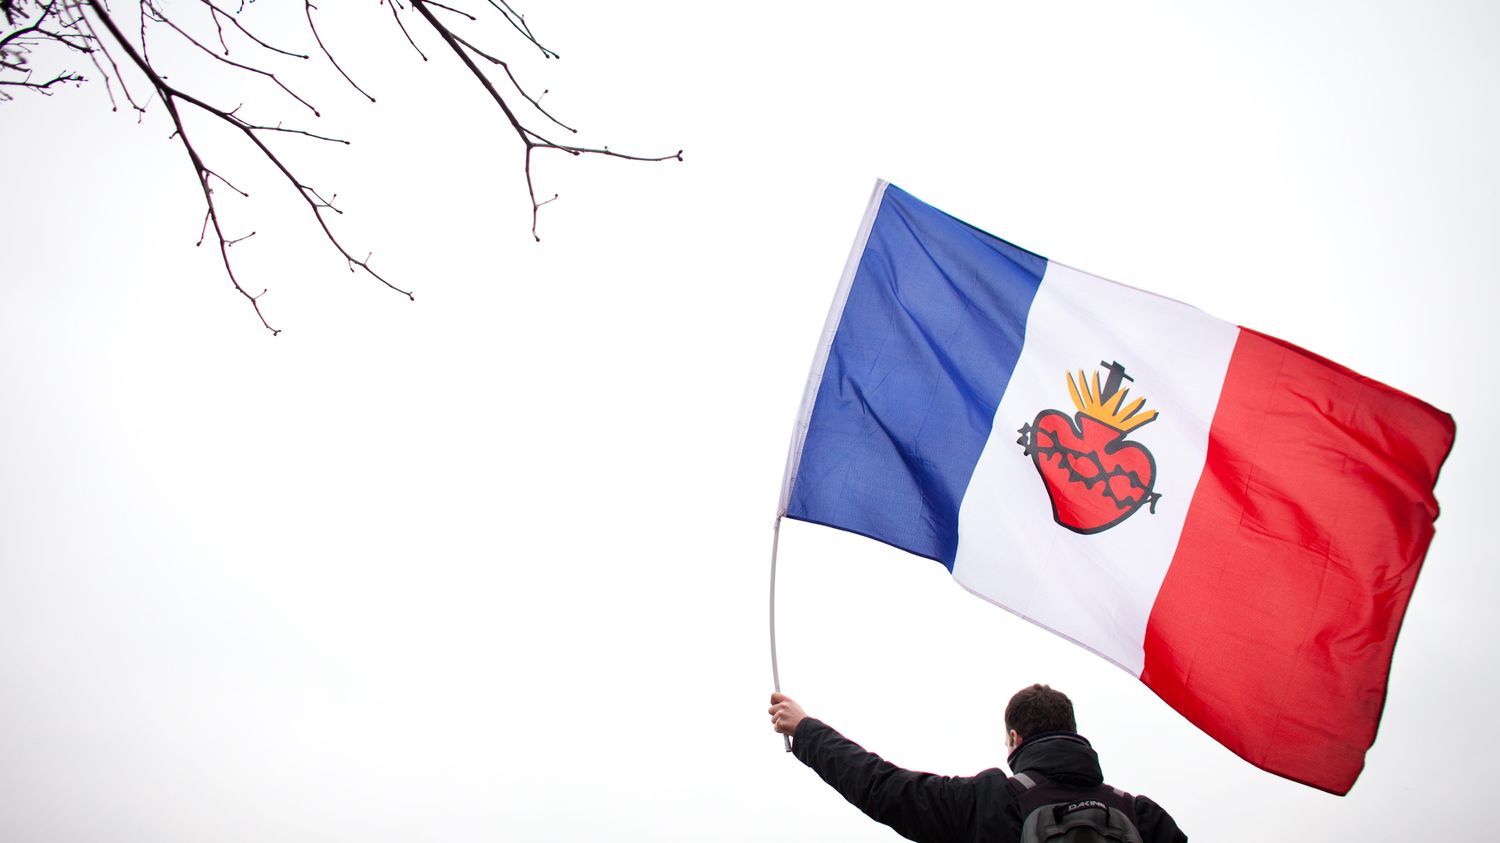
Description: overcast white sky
xmin=2 ymin=1 xmax=1497 ymax=839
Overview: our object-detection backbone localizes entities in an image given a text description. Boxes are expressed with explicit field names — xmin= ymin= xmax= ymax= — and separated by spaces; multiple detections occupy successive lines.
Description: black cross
xmin=1098 ymin=360 xmax=1133 ymax=403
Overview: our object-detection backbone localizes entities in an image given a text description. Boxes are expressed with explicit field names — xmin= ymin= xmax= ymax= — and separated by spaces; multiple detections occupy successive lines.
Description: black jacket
xmin=791 ymin=718 xmax=1186 ymax=842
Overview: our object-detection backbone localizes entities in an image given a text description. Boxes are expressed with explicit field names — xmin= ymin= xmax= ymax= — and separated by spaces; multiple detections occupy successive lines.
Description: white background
xmin=1 ymin=1 xmax=1494 ymax=839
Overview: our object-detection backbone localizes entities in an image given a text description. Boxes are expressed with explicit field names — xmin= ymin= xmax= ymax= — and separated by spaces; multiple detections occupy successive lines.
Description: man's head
xmin=1004 ymin=684 xmax=1076 ymax=751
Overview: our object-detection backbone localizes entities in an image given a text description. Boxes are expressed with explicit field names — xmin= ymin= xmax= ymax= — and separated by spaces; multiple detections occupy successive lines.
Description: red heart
xmin=1019 ymin=411 xmax=1159 ymax=534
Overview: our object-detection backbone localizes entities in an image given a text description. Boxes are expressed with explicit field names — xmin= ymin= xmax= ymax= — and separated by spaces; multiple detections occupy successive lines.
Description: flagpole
xmin=769 ymin=515 xmax=791 ymax=752
xmin=769 ymin=182 xmax=886 ymax=758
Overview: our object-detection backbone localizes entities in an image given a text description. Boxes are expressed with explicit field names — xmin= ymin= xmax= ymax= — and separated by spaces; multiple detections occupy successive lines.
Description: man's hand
xmin=769 ymin=692 xmax=807 ymax=736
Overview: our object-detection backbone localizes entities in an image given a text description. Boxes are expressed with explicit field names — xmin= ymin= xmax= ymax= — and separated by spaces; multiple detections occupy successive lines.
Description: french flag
xmin=779 ymin=181 xmax=1455 ymax=795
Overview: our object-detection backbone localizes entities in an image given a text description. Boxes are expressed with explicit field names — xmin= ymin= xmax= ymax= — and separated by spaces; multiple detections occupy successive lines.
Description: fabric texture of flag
xmin=779 ymin=181 xmax=1455 ymax=795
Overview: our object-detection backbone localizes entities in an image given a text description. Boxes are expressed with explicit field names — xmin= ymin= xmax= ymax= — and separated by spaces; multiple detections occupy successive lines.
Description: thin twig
xmin=385 ymin=0 xmax=426 ymax=61
xmin=198 ymin=0 xmax=306 ymax=58
xmin=485 ymin=0 xmax=554 ymax=59
xmin=76 ymin=7 xmax=143 ymax=110
xmin=304 ymin=0 xmax=371 ymax=101
xmin=0 ymin=68 xmax=82 ymax=91
xmin=424 ymin=0 xmax=473 ymax=21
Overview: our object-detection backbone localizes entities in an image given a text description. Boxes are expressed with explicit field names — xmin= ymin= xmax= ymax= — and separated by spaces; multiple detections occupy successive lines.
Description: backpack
xmin=1008 ymin=771 xmax=1144 ymax=843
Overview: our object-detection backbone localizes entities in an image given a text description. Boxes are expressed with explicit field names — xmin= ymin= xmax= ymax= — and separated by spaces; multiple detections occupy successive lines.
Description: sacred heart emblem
xmin=1017 ymin=361 xmax=1162 ymax=534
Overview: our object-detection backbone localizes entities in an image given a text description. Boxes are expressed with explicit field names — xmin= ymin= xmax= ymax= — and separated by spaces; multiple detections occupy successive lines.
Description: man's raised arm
xmin=769 ymin=693 xmax=979 ymax=843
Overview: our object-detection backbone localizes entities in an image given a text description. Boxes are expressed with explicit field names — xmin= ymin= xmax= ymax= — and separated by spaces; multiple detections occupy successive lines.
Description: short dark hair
xmin=1004 ymin=684 xmax=1076 ymax=739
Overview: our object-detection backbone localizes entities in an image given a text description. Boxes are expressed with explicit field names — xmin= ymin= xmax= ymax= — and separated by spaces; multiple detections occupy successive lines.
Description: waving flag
xmin=779 ymin=181 xmax=1454 ymax=795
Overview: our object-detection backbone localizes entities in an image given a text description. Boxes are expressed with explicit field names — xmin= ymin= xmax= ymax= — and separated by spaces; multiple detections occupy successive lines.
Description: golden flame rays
xmin=1067 ymin=369 xmax=1091 ymax=412
xmin=1066 ymin=368 xmax=1159 ymax=433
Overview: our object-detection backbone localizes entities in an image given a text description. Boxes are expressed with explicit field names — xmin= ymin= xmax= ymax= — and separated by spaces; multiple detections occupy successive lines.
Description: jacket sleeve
xmin=791 ymin=718 xmax=978 ymax=843
xmin=1132 ymin=794 xmax=1188 ymax=842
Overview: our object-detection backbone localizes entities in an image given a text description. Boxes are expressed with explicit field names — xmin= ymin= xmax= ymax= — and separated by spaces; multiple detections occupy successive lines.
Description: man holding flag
xmin=771 ymin=181 xmax=1453 ymax=808
xmin=770 ymin=686 xmax=1186 ymax=842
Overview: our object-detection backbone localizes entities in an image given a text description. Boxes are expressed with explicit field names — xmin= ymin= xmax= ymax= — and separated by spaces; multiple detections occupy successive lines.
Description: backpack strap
xmin=1009 ymin=771 xmax=1137 ymax=818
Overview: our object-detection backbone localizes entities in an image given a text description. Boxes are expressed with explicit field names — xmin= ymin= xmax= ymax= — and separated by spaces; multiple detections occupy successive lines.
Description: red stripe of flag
xmin=1141 ymin=328 xmax=1455 ymax=795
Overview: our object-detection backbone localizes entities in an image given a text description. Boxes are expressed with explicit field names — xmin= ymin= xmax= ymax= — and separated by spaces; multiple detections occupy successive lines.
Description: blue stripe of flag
xmin=785 ymin=185 xmax=1047 ymax=568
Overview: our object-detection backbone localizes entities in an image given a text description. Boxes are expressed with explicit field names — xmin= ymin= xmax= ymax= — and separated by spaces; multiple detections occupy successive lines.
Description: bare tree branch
xmin=0 ymin=0 xmax=90 ymax=101
xmin=83 ymin=0 xmax=417 ymax=334
xmin=75 ymin=5 xmax=146 ymax=111
xmin=0 ymin=67 xmax=81 ymax=93
xmin=408 ymin=0 xmax=681 ymax=241
xmin=142 ymin=0 xmax=319 ymax=115
xmin=84 ymin=0 xmax=283 ymax=332
xmin=1 ymin=0 xmax=66 ymax=50
xmin=449 ymin=28 xmax=572 ymax=132
xmin=6 ymin=0 xmax=681 ymax=332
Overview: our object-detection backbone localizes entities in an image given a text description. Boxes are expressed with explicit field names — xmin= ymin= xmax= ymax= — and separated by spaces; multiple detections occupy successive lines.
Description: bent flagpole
xmin=768 ymin=180 xmax=882 ymax=750
xmin=770 ymin=181 xmax=886 ymax=756
xmin=769 ymin=516 xmax=790 ymax=752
